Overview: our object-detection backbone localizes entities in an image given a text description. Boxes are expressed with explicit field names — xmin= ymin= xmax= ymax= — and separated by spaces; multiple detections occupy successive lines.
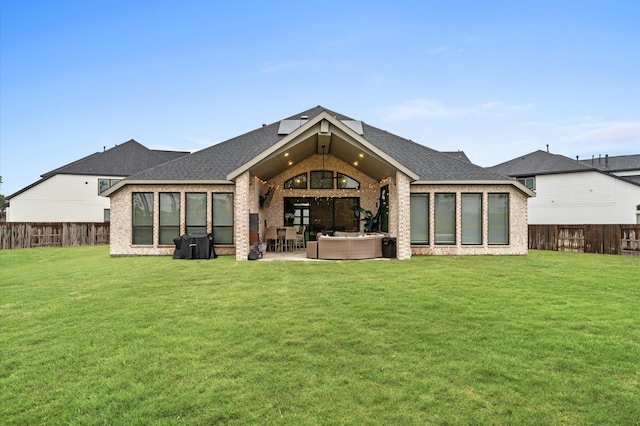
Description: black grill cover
xmin=173 ymin=233 xmax=217 ymax=259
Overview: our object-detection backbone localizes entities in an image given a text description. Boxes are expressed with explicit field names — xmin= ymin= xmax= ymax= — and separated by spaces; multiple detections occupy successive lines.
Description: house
xmin=489 ymin=150 xmax=640 ymax=225
xmin=102 ymin=106 xmax=534 ymax=260
xmin=5 ymin=140 xmax=189 ymax=222
xmin=580 ymin=154 xmax=640 ymax=183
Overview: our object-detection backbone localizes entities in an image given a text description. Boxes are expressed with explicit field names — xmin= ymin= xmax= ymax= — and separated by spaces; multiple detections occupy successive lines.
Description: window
xmin=517 ymin=177 xmax=535 ymax=190
xmin=132 ymin=192 xmax=153 ymax=245
xmin=212 ymin=193 xmax=234 ymax=244
xmin=410 ymin=193 xmax=429 ymax=244
xmin=379 ymin=185 xmax=389 ymax=233
xmin=103 ymin=209 xmax=110 ymax=223
xmin=435 ymin=193 xmax=455 ymax=244
xmin=186 ymin=193 xmax=207 ymax=234
xmin=310 ymin=170 xmax=334 ymax=189
xmin=336 ymin=173 xmax=360 ymax=189
xmin=98 ymin=178 xmax=121 ymax=194
xmin=488 ymin=193 xmax=509 ymax=245
xmin=159 ymin=192 xmax=180 ymax=245
xmin=461 ymin=194 xmax=482 ymax=245
xmin=284 ymin=173 xmax=307 ymax=189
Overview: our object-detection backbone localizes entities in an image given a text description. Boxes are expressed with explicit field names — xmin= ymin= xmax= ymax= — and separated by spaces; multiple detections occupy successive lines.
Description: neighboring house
xmin=103 ymin=106 xmax=534 ymax=260
xmin=6 ymin=140 xmax=189 ymax=222
xmin=580 ymin=154 xmax=640 ymax=184
xmin=489 ymin=150 xmax=640 ymax=224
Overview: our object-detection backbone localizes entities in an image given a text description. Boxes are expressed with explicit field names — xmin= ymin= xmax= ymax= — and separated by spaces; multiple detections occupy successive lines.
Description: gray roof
xmin=125 ymin=106 xmax=511 ymax=183
xmin=8 ymin=140 xmax=189 ymax=199
xmin=488 ymin=150 xmax=593 ymax=177
xmin=442 ymin=151 xmax=472 ymax=163
xmin=42 ymin=139 xmax=189 ymax=178
xmin=489 ymin=149 xmax=640 ymax=188
xmin=579 ymin=154 xmax=640 ymax=172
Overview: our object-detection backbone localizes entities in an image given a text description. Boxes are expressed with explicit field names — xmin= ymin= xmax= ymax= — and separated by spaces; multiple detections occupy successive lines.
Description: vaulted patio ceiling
xmin=249 ymin=120 xmax=398 ymax=182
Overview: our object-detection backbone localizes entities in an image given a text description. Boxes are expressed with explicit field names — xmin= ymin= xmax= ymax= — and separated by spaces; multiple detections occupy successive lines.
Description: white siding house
xmin=6 ymin=140 xmax=189 ymax=223
xmin=6 ymin=174 xmax=119 ymax=222
xmin=490 ymin=150 xmax=640 ymax=225
xmin=529 ymin=170 xmax=639 ymax=224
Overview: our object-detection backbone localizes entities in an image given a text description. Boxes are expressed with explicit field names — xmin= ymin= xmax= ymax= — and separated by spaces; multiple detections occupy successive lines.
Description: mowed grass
xmin=1 ymin=247 xmax=638 ymax=425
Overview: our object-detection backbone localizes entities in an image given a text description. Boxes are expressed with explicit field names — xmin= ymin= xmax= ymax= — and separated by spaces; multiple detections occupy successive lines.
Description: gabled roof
xmin=41 ymin=139 xmax=189 ymax=178
xmin=488 ymin=150 xmax=593 ymax=177
xmin=489 ymin=149 xmax=640 ymax=188
xmin=579 ymin=154 xmax=640 ymax=172
xmin=8 ymin=140 xmax=190 ymax=199
xmin=442 ymin=151 xmax=472 ymax=163
xmin=111 ymin=106 xmax=514 ymax=193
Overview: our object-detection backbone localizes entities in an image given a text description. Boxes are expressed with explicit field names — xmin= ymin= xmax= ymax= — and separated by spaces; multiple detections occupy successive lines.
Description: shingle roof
xmin=442 ymin=151 xmax=472 ymax=163
xmin=125 ymin=106 xmax=511 ymax=183
xmin=42 ymin=139 xmax=189 ymax=178
xmin=8 ymin=140 xmax=189 ymax=199
xmin=488 ymin=150 xmax=593 ymax=177
xmin=579 ymin=154 xmax=640 ymax=172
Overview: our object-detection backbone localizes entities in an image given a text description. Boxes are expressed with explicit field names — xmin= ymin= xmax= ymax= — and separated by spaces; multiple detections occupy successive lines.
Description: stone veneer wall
xmin=395 ymin=171 xmax=413 ymax=260
xmin=409 ymin=184 xmax=529 ymax=255
xmin=234 ymin=171 xmax=251 ymax=261
xmin=109 ymin=183 xmax=236 ymax=256
xmin=260 ymin=154 xmax=385 ymax=238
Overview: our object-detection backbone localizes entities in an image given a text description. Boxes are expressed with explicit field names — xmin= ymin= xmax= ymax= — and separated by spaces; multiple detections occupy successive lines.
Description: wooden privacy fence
xmin=529 ymin=224 xmax=640 ymax=256
xmin=0 ymin=222 xmax=110 ymax=250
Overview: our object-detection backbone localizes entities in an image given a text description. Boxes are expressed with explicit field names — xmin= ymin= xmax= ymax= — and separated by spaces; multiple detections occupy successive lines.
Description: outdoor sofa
xmin=307 ymin=232 xmax=385 ymax=260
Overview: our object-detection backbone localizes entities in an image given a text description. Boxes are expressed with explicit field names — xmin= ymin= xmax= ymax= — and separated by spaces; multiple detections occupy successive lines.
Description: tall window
xmin=435 ymin=193 xmax=455 ymax=244
xmin=132 ymin=192 xmax=153 ymax=245
xmin=379 ymin=185 xmax=389 ymax=232
xmin=186 ymin=193 xmax=207 ymax=234
xmin=488 ymin=193 xmax=509 ymax=245
xmin=159 ymin=192 xmax=180 ymax=244
xmin=461 ymin=194 xmax=482 ymax=245
xmin=410 ymin=193 xmax=429 ymax=244
xmin=212 ymin=193 xmax=234 ymax=244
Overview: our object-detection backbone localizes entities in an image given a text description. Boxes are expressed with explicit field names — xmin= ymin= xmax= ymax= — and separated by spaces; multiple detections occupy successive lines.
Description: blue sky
xmin=1 ymin=0 xmax=639 ymax=196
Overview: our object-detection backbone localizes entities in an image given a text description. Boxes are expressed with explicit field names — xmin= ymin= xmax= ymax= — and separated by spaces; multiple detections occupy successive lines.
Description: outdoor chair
xmin=265 ymin=226 xmax=280 ymax=252
xmin=296 ymin=225 xmax=306 ymax=249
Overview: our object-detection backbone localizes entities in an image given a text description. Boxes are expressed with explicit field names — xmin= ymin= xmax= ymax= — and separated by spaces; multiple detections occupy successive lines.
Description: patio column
xmin=234 ymin=171 xmax=251 ymax=260
xmin=396 ymin=170 xmax=412 ymax=260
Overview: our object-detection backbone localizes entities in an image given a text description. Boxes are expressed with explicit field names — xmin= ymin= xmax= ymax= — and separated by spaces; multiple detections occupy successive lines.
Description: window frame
xmin=132 ymin=192 xmax=154 ymax=245
xmin=434 ymin=193 xmax=456 ymax=245
xmin=310 ymin=170 xmax=334 ymax=189
xmin=336 ymin=173 xmax=360 ymax=189
xmin=488 ymin=193 xmax=510 ymax=245
xmin=461 ymin=193 xmax=482 ymax=245
xmin=159 ymin=192 xmax=181 ymax=245
xmin=284 ymin=173 xmax=308 ymax=189
xmin=212 ymin=193 xmax=234 ymax=245
xmin=517 ymin=176 xmax=535 ymax=191
xmin=186 ymin=192 xmax=207 ymax=235
xmin=410 ymin=193 xmax=430 ymax=245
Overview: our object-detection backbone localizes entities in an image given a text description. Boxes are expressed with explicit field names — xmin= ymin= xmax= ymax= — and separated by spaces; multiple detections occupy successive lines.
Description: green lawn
xmin=1 ymin=247 xmax=639 ymax=425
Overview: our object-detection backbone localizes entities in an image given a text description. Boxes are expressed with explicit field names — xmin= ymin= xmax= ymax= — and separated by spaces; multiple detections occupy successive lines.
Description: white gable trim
xmin=226 ymin=111 xmax=419 ymax=181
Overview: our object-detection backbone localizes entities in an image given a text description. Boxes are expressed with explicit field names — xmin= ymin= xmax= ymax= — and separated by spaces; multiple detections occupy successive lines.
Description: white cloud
xmin=380 ymin=98 xmax=534 ymax=121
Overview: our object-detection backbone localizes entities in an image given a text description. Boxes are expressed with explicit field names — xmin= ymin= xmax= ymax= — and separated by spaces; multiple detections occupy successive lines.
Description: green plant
xmin=352 ymin=205 xmax=379 ymax=232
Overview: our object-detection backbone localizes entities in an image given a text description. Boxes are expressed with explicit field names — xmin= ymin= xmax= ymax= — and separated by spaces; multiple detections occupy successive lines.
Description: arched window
xmin=284 ymin=173 xmax=308 ymax=189
xmin=336 ymin=173 xmax=360 ymax=189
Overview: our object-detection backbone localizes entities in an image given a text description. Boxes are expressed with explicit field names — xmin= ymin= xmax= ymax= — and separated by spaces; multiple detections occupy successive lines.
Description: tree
xmin=0 ymin=176 xmax=5 ymax=212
